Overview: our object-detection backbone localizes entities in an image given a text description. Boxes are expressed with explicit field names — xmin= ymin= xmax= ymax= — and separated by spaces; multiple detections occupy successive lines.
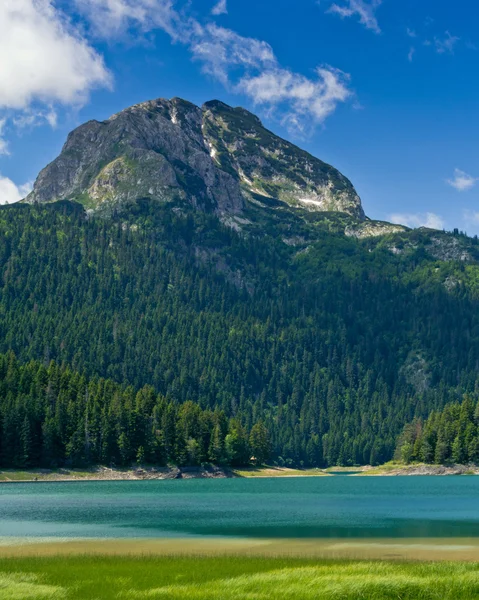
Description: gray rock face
xmin=26 ymin=97 xmax=365 ymax=220
xmin=345 ymin=221 xmax=408 ymax=239
xmin=202 ymin=101 xmax=365 ymax=220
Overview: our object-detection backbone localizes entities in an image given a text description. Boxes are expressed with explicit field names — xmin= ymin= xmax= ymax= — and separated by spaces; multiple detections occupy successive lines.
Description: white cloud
xmin=447 ymin=168 xmax=477 ymax=192
xmin=240 ymin=66 xmax=352 ymax=130
xmin=0 ymin=176 xmax=32 ymax=205
xmin=327 ymin=0 xmax=382 ymax=34
xmin=13 ymin=108 xmax=58 ymax=130
xmin=0 ymin=0 xmax=111 ymax=111
xmin=75 ymin=0 xmax=183 ymax=40
xmin=434 ymin=31 xmax=460 ymax=54
xmin=409 ymin=25 xmax=467 ymax=61
xmin=191 ymin=26 xmax=352 ymax=130
xmin=0 ymin=119 xmax=9 ymax=156
xmin=76 ymin=2 xmax=353 ymax=132
xmin=0 ymin=0 xmax=112 ymax=159
xmin=408 ymin=47 xmax=415 ymax=62
xmin=389 ymin=212 xmax=445 ymax=230
xmin=190 ymin=24 xmax=276 ymax=85
xmin=211 ymin=0 xmax=228 ymax=16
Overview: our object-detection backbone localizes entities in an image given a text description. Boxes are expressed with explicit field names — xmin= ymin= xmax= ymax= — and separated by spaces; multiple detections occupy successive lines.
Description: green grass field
xmin=1 ymin=556 xmax=479 ymax=599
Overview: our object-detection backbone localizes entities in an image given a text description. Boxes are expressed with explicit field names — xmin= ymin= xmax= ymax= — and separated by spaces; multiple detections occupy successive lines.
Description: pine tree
xmin=209 ymin=424 xmax=225 ymax=464
xmin=249 ymin=423 xmax=271 ymax=465
xmin=452 ymin=435 xmax=467 ymax=464
xmin=118 ymin=432 xmax=131 ymax=466
xmin=225 ymin=421 xmax=250 ymax=466
xmin=136 ymin=446 xmax=146 ymax=465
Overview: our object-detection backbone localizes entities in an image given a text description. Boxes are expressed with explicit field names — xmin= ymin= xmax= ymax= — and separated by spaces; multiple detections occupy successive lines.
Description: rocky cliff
xmin=26 ymin=97 xmax=365 ymax=221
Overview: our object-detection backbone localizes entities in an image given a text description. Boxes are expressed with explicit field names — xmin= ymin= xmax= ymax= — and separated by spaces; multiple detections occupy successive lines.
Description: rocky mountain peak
xmin=26 ymin=97 xmax=365 ymax=221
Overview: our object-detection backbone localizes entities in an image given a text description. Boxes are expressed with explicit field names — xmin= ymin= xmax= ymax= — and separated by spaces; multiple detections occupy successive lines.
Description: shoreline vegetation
xmin=1 ymin=462 xmax=478 ymax=482
xmin=3 ymin=538 xmax=479 ymax=562
xmin=1 ymin=554 xmax=479 ymax=600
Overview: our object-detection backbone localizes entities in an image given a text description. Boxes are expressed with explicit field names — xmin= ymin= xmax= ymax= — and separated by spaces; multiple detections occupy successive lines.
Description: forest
xmin=0 ymin=352 xmax=271 ymax=469
xmin=395 ymin=395 xmax=479 ymax=465
xmin=1 ymin=199 xmax=479 ymax=467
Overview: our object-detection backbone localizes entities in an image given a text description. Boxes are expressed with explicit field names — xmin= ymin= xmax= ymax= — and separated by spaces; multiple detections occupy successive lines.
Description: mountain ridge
xmin=26 ymin=96 xmax=367 ymax=224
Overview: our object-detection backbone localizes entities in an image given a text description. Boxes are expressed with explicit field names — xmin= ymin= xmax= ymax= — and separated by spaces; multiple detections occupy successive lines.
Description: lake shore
xmin=0 ymin=465 xmax=234 ymax=482
xmin=355 ymin=462 xmax=479 ymax=476
xmin=3 ymin=537 xmax=479 ymax=562
xmin=0 ymin=465 xmax=333 ymax=482
xmin=0 ymin=462 xmax=477 ymax=482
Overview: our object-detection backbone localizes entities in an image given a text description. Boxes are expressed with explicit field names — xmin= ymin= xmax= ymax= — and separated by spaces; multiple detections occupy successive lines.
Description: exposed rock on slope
xmin=26 ymin=97 xmax=364 ymax=220
xmin=345 ymin=221 xmax=408 ymax=239
xmin=202 ymin=100 xmax=364 ymax=219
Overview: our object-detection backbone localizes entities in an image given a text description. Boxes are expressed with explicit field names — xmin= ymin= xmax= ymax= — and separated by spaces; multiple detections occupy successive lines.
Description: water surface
xmin=1 ymin=477 xmax=479 ymax=540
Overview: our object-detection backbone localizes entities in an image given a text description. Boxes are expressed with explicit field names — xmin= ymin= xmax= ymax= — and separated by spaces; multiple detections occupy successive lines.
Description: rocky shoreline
xmin=0 ymin=466 xmax=233 ymax=483
xmin=367 ymin=464 xmax=479 ymax=476
xmin=1 ymin=463 xmax=478 ymax=482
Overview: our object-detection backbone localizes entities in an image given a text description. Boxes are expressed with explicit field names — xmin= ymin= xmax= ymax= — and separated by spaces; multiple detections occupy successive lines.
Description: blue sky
xmin=0 ymin=0 xmax=478 ymax=232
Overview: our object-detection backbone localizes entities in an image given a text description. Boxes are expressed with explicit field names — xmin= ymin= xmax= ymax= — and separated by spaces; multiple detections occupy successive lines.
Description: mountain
xmin=1 ymin=97 xmax=479 ymax=470
xmin=26 ymin=97 xmax=367 ymax=223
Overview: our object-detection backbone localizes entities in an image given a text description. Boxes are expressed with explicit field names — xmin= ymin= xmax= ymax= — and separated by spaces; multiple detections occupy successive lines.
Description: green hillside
xmin=0 ymin=199 xmax=478 ymax=467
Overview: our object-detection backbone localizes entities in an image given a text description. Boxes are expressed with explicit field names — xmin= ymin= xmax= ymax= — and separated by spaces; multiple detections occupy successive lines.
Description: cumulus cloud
xmin=447 ymin=168 xmax=477 ymax=192
xmin=389 ymin=212 xmax=445 ymax=230
xmin=192 ymin=25 xmax=353 ymax=130
xmin=211 ymin=0 xmax=228 ymax=16
xmin=0 ymin=176 xmax=32 ymax=205
xmin=327 ymin=0 xmax=382 ymax=34
xmin=189 ymin=25 xmax=352 ymax=130
xmin=240 ymin=67 xmax=352 ymax=130
xmin=0 ymin=0 xmax=111 ymax=157
xmin=0 ymin=0 xmax=111 ymax=111
xmin=75 ymin=1 xmax=353 ymax=132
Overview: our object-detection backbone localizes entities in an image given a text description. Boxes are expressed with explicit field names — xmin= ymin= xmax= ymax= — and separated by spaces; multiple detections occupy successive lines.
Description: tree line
xmin=396 ymin=395 xmax=479 ymax=465
xmin=0 ymin=352 xmax=271 ymax=469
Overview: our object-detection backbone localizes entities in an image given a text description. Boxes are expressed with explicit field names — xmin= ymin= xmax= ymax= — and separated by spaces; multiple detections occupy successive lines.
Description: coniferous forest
xmin=0 ymin=352 xmax=270 ymax=469
xmin=1 ymin=200 xmax=479 ymax=468
xmin=396 ymin=395 xmax=479 ymax=466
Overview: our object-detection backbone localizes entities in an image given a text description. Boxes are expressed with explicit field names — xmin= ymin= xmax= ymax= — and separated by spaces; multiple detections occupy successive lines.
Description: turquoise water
xmin=1 ymin=477 xmax=479 ymax=540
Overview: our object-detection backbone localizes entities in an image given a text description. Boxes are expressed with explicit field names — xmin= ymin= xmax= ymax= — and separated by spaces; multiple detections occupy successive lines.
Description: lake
xmin=1 ymin=477 xmax=479 ymax=540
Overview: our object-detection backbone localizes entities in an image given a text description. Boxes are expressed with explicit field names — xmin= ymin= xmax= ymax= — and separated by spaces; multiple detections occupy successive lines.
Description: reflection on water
xmin=1 ymin=477 xmax=479 ymax=540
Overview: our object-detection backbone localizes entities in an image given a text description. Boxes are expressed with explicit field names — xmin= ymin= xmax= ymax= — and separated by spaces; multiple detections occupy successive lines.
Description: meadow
xmin=1 ymin=555 xmax=479 ymax=599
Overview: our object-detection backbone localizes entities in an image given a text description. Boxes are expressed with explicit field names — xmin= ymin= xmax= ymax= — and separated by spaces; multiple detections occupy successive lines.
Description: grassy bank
xmin=233 ymin=466 xmax=328 ymax=477
xmin=0 ymin=466 xmax=230 ymax=482
xmin=3 ymin=538 xmax=479 ymax=561
xmin=0 ymin=466 xmax=329 ymax=482
xmin=359 ymin=462 xmax=479 ymax=476
xmin=1 ymin=555 xmax=479 ymax=599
